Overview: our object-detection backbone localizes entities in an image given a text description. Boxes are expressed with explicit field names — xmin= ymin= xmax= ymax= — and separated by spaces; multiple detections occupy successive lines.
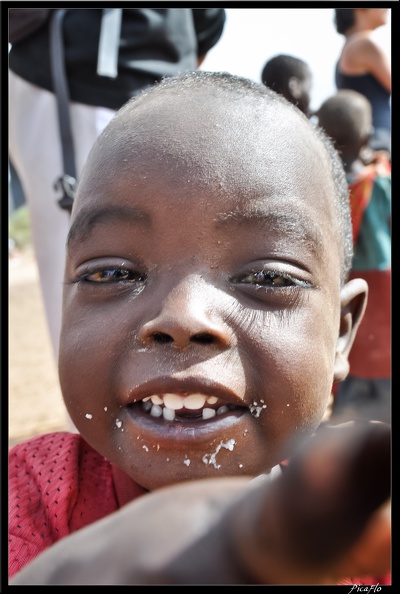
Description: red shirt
xmin=9 ymin=432 xmax=146 ymax=578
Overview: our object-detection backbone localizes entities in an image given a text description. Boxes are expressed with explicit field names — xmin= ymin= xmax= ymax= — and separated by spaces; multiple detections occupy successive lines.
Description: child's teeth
xmin=140 ymin=393 xmax=234 ymax=421
xmin=163 ymin=393 xmax=184 ymax=410
xmin=202 ymin=408 xmax=216 ymax=420
xmin=217 ymin=405 xmax=229 ymax=415
xmin=142 ymin=399 xmax=152 ymax=413
xmin=184 ymin=393 xmax=207 ymax=409
xmin=150 ymin=404 xmax=163 ymax=417
xmin=162 ymin=407 xmax=175 ymax=421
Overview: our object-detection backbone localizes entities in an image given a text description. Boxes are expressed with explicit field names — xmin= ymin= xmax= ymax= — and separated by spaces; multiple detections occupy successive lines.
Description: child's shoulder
xmin=9 ymin=432 xmax=120 ymax=580
xmin=10 ymin=431 xmax=83 ymax=460
xmin=9 ymin=431 xmax=108 ymax=481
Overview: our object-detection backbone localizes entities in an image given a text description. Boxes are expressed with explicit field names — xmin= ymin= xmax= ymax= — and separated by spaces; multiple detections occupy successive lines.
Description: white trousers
xmin=9 ymin=70 xmax=116 ymax=361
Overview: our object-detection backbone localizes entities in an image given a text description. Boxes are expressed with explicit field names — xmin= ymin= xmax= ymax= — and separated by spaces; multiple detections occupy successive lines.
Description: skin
xmin=10 ymin=422 xmax=391 ymax=584
xmin=339 ymin=8 xmax=391 ymax=92
xmin=286 ymin=72 xmax=312 ymax=116
xmin=316 ymin=91 xmax=373 ymax=174
xmin=59 ymin=87 xmax=367 ymax=491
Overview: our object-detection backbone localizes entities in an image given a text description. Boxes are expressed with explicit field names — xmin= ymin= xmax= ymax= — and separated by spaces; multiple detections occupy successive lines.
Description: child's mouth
xmin=139 ymin=393 xmax=238 ymax=422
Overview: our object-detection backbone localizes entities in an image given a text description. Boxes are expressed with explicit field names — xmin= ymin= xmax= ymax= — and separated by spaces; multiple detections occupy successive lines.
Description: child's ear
xmin=288 ymin=76 xmax=301 ymax=99
xmin=334 ymin=278 xmax=368 ymax=382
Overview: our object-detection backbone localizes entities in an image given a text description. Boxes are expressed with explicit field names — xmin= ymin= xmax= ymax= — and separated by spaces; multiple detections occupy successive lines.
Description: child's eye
xmin=232 ymin=269 xmax=312 ymax=289
xmin=81 ymin=268 xmax=146 ymax=283
xmin=71 ymin=264 xmax=147 ymax=286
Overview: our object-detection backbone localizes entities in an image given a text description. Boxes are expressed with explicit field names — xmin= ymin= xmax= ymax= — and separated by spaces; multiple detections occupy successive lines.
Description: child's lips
xmin=123 ymin=377 xmax=249 ymax=437
xmin=126 ymin=398 xmax=246 ymax=442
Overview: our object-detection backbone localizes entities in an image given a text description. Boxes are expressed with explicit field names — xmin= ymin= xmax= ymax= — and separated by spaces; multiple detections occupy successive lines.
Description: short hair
xmin=109 ymin=71 xmax=354 ymax=283
xmin=317 ymin=90 xmax=372 ymax=154
xmin=261 ymin=54 xmax=311 ymax=93
xmin=334 ymin=9 xmax=356 ymax=35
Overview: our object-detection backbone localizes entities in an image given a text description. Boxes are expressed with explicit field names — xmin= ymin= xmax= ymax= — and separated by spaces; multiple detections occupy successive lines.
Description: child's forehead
xmin=100 ymin=91 xmax=326 ymax=187
xmin=78 ymin=88 xmax=337 ymax=234
xmin=123 ymin=88 xmax=306 ymax=140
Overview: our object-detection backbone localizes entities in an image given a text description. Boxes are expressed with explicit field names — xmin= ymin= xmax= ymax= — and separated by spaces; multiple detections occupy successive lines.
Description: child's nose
xmin=137 ymin=280 xmax=235 ymax=350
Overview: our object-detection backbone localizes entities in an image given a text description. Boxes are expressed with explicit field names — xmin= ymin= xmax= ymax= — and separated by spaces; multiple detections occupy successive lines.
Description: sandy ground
xmin=9 ymin=248 xmax=70 ymax=448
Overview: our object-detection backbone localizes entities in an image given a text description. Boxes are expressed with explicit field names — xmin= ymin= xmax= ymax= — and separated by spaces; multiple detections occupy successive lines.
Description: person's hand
xmin=10 ymin=422 xmax=390 ymax=585
xmin=228 ymin=421 xmax=391 ymax=584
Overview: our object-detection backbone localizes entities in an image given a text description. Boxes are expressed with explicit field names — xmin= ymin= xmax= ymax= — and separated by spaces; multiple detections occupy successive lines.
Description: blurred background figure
xmin=316 ymin=90 xmax=391 ymax=424
xmin=8 ymin=8 xmax=226 ymax=365
xmin=260 ymin=53 xmax=312 ymax=117
xmin=334 ymin=8 xmax=391 ymax=154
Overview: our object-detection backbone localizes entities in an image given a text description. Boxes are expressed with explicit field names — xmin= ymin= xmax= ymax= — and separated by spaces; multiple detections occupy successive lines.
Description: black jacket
xmin=9 ymin=8 xmax=226 ymax=110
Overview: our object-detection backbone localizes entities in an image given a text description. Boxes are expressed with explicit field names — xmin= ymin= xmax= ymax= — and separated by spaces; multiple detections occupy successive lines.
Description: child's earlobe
xmin=334 ymin=278 xmax=368 ymax=382
xmin=288 ymin=76 xmax=301 ymax=99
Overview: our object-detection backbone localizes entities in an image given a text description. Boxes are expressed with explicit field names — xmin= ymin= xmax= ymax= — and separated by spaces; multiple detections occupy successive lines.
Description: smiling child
xmin=9 ymin=71 xmax=390 ymax=585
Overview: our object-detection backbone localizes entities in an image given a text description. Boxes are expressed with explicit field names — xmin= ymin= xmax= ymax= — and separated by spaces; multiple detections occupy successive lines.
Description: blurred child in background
xmin=261 ymin=53 xmax=313 ymax=117
xmin=317 ymin=89 xmax=391 ymax=424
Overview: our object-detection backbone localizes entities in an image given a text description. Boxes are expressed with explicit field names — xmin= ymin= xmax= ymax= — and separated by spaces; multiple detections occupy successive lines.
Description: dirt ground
xmin=9 ymin=248 xmax=70 ymax=448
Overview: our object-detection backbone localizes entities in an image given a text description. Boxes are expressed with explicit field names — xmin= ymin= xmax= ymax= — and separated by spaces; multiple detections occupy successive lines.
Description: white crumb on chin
xmin=202 ymin=439 xmax=236 ymax=469
xmin=85 ymin=413 xmax=93 ymax=419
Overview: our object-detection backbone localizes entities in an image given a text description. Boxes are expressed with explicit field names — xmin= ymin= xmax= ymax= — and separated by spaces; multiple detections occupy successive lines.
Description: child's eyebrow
xmin=214 ymin=207 xmax=324 ymax=255
xmin=67 ymin=205 xmax=151 ymax=246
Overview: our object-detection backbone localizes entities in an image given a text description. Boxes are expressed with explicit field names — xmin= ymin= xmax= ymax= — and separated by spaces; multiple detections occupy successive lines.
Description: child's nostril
xmin=191 ymin=333 xmax=214 ymax=345
xmin=152 ymin=332 xmax=174 ymax=344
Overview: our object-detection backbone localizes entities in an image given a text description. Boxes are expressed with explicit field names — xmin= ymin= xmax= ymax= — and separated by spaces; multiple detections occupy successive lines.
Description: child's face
xmin=60 ymin=90 xmax=356 ymax=490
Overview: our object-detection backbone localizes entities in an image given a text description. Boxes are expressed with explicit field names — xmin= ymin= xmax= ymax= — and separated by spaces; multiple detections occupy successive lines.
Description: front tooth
xmin=184 ymin=393 xmax=207 ymax=410
xmin=163 ymin=407 xmax=175 ymax=421
xmin=150 ymin=395 xmax=163 ymax=405
xmin=163 ymin=393 xmax=184 ymax=410
xmin=202 ymin=408 xmax=216 ymax=420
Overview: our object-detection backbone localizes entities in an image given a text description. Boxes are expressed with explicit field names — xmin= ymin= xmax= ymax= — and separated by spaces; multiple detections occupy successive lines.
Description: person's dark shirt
xmin=335 ymin=63 xmax=390 ymax=133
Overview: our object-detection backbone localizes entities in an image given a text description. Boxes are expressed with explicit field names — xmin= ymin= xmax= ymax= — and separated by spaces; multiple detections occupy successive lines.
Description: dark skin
xmin=10 ymin=422 xmax=390 ymax=584
xmin=11 ymin=80 xmax=390 ymax=584
xmin=59 ymin=90 xmax=367 ymax=491
xmin=285 ymin=71 xmax=312 ymax=116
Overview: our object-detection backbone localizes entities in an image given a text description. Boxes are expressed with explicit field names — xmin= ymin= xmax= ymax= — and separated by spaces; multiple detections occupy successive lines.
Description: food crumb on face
xmin=202 ymin=439 xmax=236 ymax=469
xmin=85 ymin=413 xmax=93 ymax=419
xmin=249 ymin=400 xmax=267 ymax=418
xmin=115 ymin=419 xmax=122 ymax=428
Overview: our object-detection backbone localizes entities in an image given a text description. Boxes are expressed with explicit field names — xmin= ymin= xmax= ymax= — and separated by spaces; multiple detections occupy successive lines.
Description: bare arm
xmin=10 ymin=422 xmax=390 ymax=585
